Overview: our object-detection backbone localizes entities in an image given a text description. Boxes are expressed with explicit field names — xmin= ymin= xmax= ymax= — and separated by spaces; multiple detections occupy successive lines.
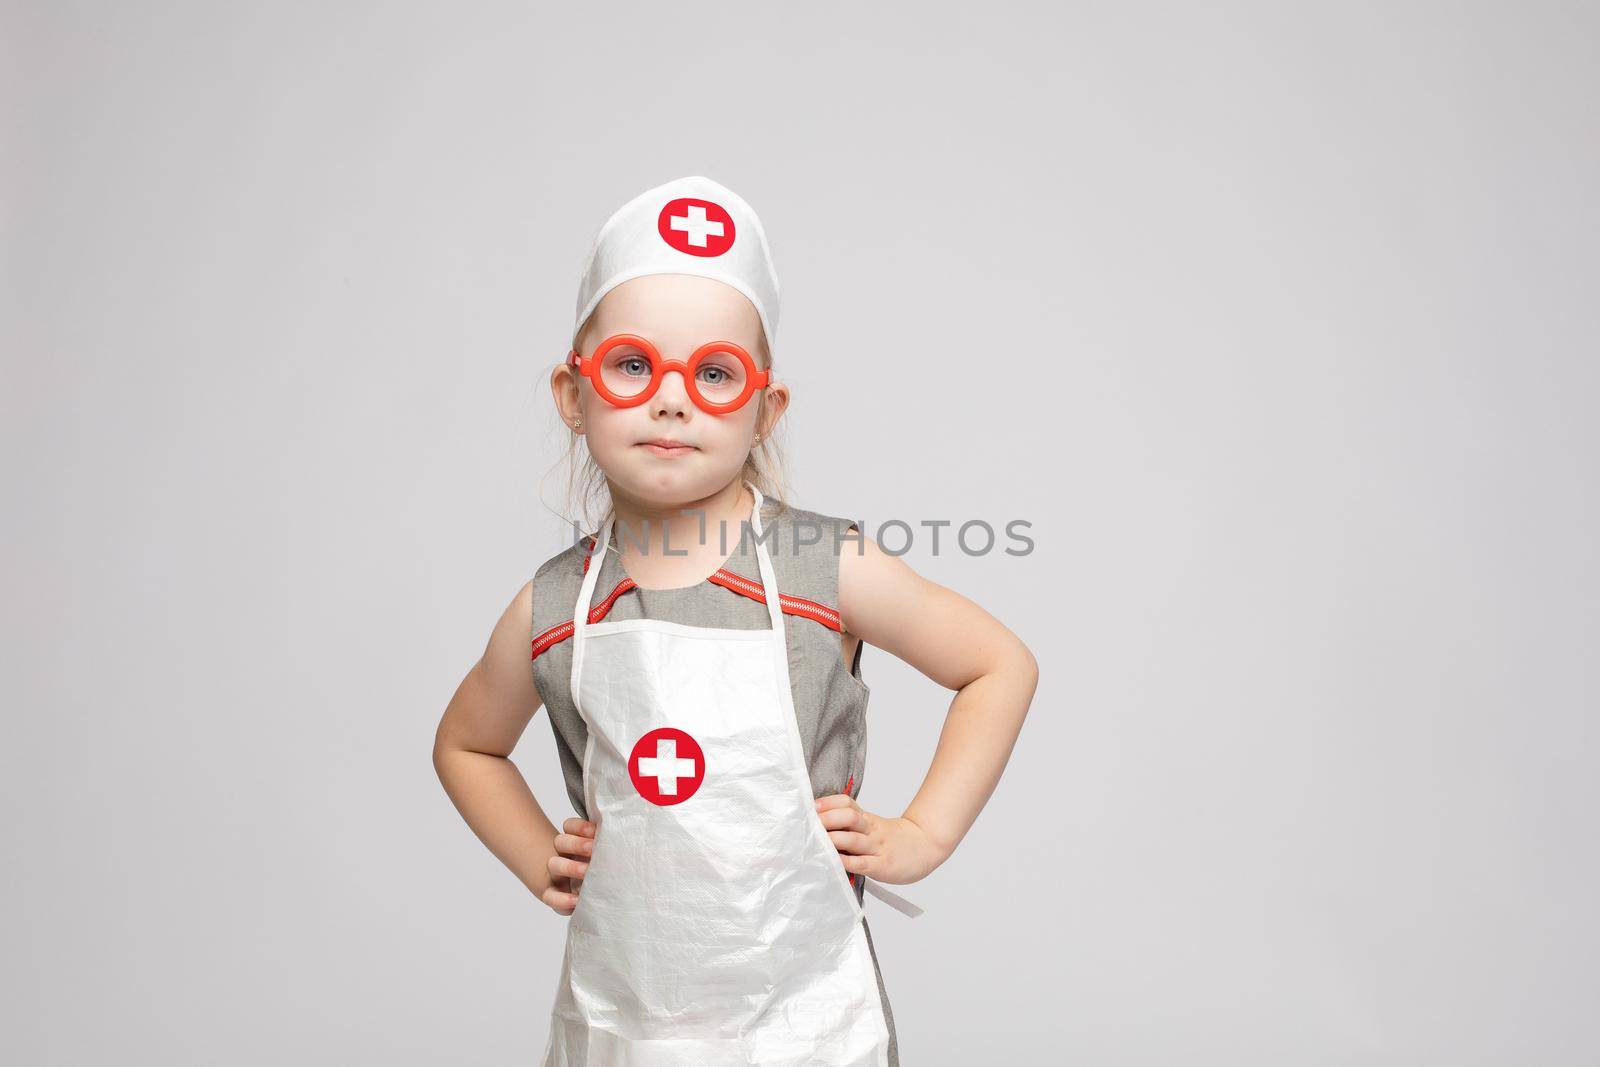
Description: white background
xmin=4 ymin=2 xmax=1597 ymax=1063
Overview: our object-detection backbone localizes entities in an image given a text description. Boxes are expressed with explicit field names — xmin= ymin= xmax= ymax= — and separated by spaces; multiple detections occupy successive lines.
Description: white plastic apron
xmin=541 ymin=483 xmax=894 ymax=1066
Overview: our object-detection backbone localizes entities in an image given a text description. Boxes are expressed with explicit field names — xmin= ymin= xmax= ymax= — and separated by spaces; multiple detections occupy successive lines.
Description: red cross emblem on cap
xmin=658 ymin=198 xmax=736 ymax=257
xmin=627 ymin=727 xmax=706 ymax=806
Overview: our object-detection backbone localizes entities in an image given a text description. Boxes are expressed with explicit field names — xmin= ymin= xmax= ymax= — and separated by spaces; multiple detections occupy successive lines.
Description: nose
xmin=651 ymin=366 xmax=693 ymax=416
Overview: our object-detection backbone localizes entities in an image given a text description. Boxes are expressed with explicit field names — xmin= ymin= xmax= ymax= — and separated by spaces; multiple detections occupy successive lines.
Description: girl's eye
xmin=619 ymin=356 xmax=650 ymax=377
xmin=699 ymin=366 xmax=728 ymax=385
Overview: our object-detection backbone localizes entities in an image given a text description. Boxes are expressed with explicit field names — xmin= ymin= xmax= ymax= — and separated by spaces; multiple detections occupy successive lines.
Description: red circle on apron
xmin=627 ymin=727 xmax=707 ymax=806
xmin=657 ymin=198 xmax=736 ymax=257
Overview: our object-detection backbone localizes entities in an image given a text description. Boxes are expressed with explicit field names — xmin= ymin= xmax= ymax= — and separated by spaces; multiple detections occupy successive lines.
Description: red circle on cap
xmin=627 ymin=727 xmax=706 ymax=806
xmin=658 ymin=198 xmax=736 ymax=257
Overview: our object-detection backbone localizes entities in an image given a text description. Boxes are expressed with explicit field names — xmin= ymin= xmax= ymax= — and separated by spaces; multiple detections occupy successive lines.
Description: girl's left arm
xmin=817 ymin=528 xmax=1040 ymax=885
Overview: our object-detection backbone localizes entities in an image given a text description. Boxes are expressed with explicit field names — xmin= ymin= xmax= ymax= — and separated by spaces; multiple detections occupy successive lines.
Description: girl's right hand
xmin=542 ymin=817 xmax=597 ymax=916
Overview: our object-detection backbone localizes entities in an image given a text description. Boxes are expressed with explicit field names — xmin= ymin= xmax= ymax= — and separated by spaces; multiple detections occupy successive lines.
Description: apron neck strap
xmin=744 ymin=482 xmax=785 ymax=633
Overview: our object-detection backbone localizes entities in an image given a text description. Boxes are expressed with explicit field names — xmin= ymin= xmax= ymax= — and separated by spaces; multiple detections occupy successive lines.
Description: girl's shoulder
xmin=534 ymin=530 xmax=592 ymax=582
xmin=760 ymin=498 xmax=863 ymax=559
xmin=530 ymin=530 xmax=595 ymax=637
xmin=756 ymin=499 xmax=866 ymax=611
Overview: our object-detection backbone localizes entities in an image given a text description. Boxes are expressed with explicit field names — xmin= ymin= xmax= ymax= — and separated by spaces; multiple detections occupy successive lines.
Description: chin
xmin=617 ymin=463 xmax=738 ymax=504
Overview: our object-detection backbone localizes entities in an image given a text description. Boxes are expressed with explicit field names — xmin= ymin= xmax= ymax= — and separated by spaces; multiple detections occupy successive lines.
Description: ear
xmin=552 ymin=362 xmax=585 ymax=427
xmin=757 ymin=381 xmax=791 ymax=436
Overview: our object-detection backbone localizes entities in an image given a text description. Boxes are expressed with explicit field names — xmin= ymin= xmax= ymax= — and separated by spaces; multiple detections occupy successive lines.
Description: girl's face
xmin=556 ymin=273 xmax=786 ymax=507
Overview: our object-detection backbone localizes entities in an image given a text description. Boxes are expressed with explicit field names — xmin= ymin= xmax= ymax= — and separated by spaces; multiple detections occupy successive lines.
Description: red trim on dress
xmin=707 ymin=569 xmax=842 ymax=631
xmin=532 ymin=573 xmax=842 ymax=661
xmin=531 ymin=575 xmax=638 ymax=659
xmin=533 ymin=536 xmax=844 ymax=661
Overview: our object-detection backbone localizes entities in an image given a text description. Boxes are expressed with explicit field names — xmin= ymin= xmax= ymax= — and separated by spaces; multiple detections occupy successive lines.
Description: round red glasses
xmin=567 ymin=333 xmax=769 ymax=415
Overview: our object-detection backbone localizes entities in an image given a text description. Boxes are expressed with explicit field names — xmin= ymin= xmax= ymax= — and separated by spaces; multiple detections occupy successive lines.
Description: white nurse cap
xmin=571 ymin=175 xmax=782 ymax=355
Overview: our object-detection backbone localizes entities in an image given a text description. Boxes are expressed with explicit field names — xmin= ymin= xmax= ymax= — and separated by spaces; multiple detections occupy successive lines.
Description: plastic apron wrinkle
xmin=542 ymin=481 xmax=893 ymax=1067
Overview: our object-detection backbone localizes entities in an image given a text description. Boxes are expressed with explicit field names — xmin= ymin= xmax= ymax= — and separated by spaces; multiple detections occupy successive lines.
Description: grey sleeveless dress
xmin=530 ymin=496 xmax=900 ymax=1064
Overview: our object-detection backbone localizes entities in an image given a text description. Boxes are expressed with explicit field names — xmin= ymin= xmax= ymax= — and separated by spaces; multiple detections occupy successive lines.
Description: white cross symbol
xmin=637 ymin=738 xmax=697 ymax=795
xmin=668 ymin=205 xmax=725 ymax=248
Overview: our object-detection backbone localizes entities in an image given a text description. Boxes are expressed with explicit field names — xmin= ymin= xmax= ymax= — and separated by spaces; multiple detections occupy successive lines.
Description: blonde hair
xmin=544 ymin=324 xmax=793 ymax=536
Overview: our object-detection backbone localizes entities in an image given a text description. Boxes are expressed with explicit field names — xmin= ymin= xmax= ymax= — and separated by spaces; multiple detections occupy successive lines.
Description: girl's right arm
xmin=432 ymin=580 xmax=592 ymax=915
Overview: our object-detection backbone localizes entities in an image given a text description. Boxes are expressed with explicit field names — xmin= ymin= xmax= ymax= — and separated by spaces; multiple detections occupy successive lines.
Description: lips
xmin=638 ymin=439 xmax=697 ymax=457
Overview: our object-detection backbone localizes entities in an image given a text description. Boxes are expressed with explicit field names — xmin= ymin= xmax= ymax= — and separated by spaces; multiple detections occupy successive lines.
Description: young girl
xmin=433 ymin=176 xmax=1038 ymax=1066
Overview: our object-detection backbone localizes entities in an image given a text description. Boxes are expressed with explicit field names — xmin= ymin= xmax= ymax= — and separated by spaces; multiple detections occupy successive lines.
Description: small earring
xmin=754 ymin=433 xmax=761 ymax=445
xmin=573 ymin=417 xmax=583 ymax=430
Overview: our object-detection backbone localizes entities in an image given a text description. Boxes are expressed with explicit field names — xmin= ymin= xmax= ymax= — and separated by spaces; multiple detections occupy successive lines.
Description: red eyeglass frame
xmin=567 ymin=333 xmax=769 ymax=415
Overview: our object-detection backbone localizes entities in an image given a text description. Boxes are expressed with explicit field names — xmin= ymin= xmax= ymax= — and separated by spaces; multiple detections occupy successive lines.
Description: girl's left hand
xmin=814 ymin=794 xmax=945 ymax=885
